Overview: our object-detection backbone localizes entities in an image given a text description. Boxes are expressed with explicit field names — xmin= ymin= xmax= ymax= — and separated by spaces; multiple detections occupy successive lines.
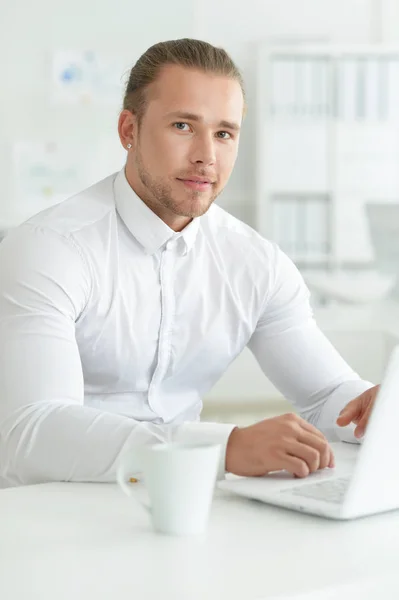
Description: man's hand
xmin=336 ymin=384 xmax=380 ymax=438
xmin=225 ymin=413 xmax=335 ymax=479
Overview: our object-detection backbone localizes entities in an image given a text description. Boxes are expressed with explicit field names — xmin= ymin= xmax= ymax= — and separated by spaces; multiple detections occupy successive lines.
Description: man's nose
xmin=189 ymin=135 xmax=216 ymax=166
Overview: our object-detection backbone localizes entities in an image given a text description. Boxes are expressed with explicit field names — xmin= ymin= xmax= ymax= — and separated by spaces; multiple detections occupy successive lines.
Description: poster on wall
xmin=12 ymin=141 xmax=86 ymax=217
xmin=51 ymin=50 xmax=125 ymax=105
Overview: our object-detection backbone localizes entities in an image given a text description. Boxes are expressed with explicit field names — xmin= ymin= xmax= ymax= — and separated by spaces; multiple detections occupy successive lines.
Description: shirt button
xmin=166 ymin=240 xmax=175 ymax=251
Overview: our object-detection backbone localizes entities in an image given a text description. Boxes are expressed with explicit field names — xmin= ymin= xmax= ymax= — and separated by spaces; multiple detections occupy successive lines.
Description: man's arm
xmin=247 ymin=244 xmax=374 ymax=442
xmin=0 ymin=225 xmax=234 ymax=486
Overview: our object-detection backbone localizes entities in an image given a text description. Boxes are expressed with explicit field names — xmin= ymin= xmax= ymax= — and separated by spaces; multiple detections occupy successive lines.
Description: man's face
xmin=123 ymin=64 xmax=244 ymax=228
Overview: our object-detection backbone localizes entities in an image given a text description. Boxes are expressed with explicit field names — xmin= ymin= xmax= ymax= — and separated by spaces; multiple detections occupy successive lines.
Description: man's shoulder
xmin=205 ymin=203 xmax=275 ymax=258
xmin=23 ymin=173 xmax=117 ymax=239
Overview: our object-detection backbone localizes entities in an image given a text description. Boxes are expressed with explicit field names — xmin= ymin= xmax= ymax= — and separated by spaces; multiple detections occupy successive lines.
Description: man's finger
xmin=329 ymin=452 xmax=335 ymax=469
xmin=354 ymin=402 xmax=374 ymax=438
xmin=283 ymin=455 xmax=310 ymax=479
xmin=288 ymin=441 xmax=321 ymax=474
xmin=297 ymin=431 xmax=334 ymax=470
xmin=296 ymin=419 xmax=335 ymax=468
xmin=336 ymin=399 xmax=362 ymax=426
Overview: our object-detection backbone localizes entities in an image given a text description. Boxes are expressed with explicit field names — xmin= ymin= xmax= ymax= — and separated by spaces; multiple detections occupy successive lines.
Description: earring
xmin=127 ymin=143 xmax=132 ymax=149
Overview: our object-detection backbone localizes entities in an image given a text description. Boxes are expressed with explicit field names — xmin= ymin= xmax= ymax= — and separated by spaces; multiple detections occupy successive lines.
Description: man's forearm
xmin=0 ymin=402 xmax=235 ymax=487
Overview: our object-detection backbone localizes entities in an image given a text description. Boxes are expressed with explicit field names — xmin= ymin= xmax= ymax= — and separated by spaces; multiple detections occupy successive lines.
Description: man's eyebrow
xmin=165 ymin=111 xmax=241 ymax=132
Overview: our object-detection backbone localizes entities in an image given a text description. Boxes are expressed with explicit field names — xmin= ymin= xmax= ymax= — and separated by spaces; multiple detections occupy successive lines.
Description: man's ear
xmin=118 ymin=109 xmax=137 ymax=150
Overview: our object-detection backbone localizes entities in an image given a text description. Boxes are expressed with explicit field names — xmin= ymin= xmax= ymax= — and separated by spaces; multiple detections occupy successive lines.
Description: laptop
xmin=218 ymin=344 xmax=399 ymax=520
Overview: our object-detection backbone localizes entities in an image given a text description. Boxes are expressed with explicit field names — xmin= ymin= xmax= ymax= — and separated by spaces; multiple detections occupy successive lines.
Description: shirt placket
xmin=148 ymin=239 xmax=177 ymax=419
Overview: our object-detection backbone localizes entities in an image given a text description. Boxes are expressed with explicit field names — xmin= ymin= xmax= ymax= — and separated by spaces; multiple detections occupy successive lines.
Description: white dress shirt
xmin=0 ymin=169 xmax=373 ymax=487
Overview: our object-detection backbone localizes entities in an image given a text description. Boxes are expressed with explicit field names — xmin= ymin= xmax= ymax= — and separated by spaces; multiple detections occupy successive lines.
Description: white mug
xmin=117 ymin=442 xmax=221 ymax=536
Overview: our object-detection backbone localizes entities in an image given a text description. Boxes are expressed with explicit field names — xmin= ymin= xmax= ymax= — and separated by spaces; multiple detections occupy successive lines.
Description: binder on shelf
xmin=269 ymin=50 xmax=399 ymax=123
xmin=355 ymin=57 xmax=366 ymax=121
xmin=295 ymin=58 xmax=305 ymax=117
xmin=302 ymin=59 xmax=314 ymax=117
xmin=272 ymin=196 xmax=297 ymax=255
xmin=272 ymin=195 xmax=331 ymax=263
xmin=365 ymin=58 xmax=382 ymax=121
xmin=377 ymin=58 xmax=389 ymax=121
xmin=317 ymin=58 xmax=329 ymax=118
xmin=387 ymin=58 xmax=399 ymax=122
xmin=304 ymin=195 xmax=330 ymax=257
xmin=285 ymin=59 xmax=297 ymax=117
xmin=259 ymin=44 xmax=399 ymax=268
xmin=270 ymin=58 xmax=283 ymax=116
xmin=270 ymin=57 xmax=330 ymax=119
xmin=338 ymin=58 xmax=358 ymax=121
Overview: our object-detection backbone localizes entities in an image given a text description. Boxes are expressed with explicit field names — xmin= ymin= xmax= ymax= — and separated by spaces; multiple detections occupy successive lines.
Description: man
xmin=0 ymin=38 xmax=378 ymax=488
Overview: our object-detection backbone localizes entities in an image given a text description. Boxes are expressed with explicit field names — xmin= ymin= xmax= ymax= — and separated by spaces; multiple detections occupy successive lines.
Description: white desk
xmin=1 ymin=443 xmax=399 ymax=600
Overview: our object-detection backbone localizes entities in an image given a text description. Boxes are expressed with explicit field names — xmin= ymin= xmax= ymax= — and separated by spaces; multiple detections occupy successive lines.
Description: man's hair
xmin=122 ymin=38 xmax=246 ymax=124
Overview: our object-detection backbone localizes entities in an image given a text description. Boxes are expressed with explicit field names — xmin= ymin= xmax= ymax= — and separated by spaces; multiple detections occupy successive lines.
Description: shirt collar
xmin=113 ymin=168 xmax=200 ymax=256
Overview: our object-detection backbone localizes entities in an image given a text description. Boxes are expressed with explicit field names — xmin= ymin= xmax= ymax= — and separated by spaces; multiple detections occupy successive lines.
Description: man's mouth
xmin=177 ymin=178 xmax=214 ymax=191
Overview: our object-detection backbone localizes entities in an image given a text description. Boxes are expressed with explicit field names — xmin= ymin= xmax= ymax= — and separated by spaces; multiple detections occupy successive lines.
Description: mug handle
xmin=116 ymin=456 xmax=151 ymax=513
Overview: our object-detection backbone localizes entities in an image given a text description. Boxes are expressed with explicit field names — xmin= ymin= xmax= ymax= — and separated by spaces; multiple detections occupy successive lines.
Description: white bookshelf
xmin=255 ymin=43 xmax=399 ymax=270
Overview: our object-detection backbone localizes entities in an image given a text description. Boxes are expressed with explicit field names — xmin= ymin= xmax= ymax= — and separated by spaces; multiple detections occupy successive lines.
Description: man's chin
xmin=176 ymin=195 xmax=218 ymax=218
xmin=176 ymin=205 xmax=213 ymax=219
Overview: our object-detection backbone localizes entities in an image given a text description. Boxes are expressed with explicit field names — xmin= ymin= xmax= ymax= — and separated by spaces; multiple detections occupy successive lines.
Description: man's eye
xmin=173 ymin=122 xmax=189 ymax=131
xmin=217 ymin=131 xmax=231 ymax=139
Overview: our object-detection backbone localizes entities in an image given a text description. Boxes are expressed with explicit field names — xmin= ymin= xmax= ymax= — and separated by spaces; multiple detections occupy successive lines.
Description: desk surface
xmin=1 ymin=444 xmax=399 ymax=600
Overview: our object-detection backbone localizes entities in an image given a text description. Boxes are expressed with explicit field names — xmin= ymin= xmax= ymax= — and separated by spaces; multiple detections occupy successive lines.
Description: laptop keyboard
xmin=283 ymin=477 xmax=351 ymax=504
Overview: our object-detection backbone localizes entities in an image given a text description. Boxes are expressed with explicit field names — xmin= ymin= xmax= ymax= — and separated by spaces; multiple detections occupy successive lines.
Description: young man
xmin=0 ymin=39 xmax=378 ymax=488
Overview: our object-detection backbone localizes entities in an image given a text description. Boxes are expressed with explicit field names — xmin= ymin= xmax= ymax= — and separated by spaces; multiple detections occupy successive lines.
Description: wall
xmin=1 ymin=0 xmax=395 ymax=230
xmin=381 ymin=0 xmax=399 ymax=41
xmin=0 ymin=0 xmax=194 ymax=224
xmin=194 ymin=0 xmax=385 ymax=227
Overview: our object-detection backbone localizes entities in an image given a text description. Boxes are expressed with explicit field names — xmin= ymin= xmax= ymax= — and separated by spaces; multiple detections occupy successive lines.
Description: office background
xmin=1 ymin=0 xmax=399 ymax=423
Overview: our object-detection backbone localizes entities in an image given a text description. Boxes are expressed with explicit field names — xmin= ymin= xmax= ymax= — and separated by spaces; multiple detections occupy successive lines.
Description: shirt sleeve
xmin=0 ymin=225 xmax=234 ymax=487
xmin=247 ymin=244 xmax=374 ymax=442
